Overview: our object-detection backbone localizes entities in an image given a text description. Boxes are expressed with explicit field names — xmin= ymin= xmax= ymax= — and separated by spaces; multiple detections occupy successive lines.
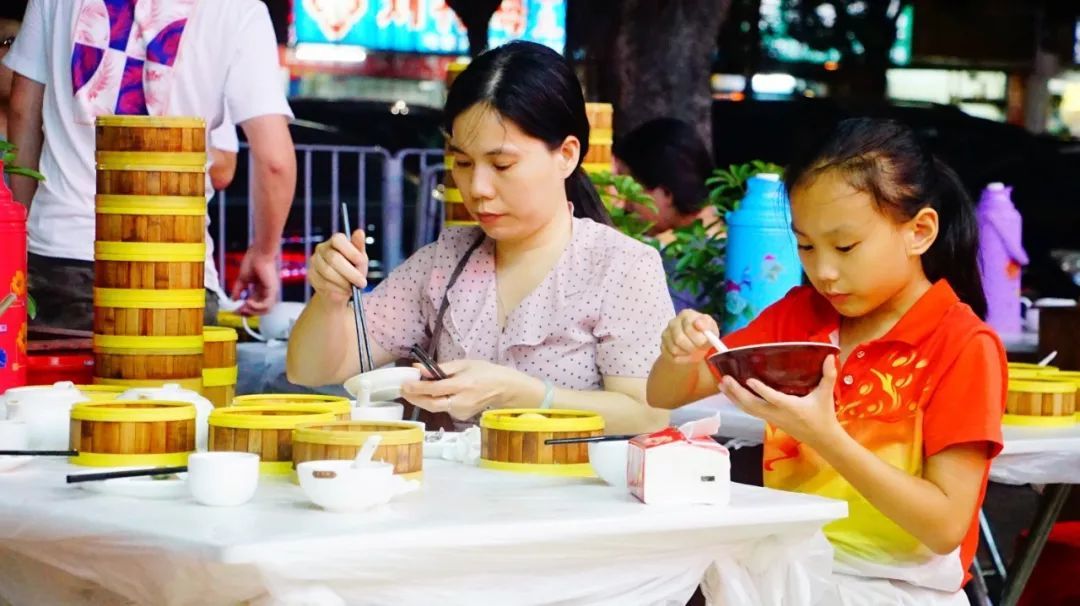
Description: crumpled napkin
xmin=423 ymin=427 xmax=481 ymax=465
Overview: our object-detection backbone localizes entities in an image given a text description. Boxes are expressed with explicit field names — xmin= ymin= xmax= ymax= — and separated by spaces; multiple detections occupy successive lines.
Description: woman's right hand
xmin=661 ymin=309 xmax=720 ymax=364
xmin=309 ymin=230 xmax=369 ymax=304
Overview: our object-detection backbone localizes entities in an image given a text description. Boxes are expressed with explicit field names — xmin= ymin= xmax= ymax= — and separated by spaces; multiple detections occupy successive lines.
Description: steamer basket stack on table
xmin=441 ymin=59 xmax=475 ymax=228
xmin=1004 ymin=362 xmax=1080 ymax=427
xmin=583 ymin=102 xmax=614 ymax=175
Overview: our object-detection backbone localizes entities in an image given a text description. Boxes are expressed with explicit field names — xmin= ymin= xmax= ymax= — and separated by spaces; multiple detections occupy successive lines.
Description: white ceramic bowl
xmin=187 ymin=452 xmax=260 ymax=507
xmin=343 ymin=367 xmax=422 ymax=404
xmin=588 ymin=440 xmax=630 ymax=489
xmin=350 ymin=402 xmax=405 ymax=421
xmin=0 ymin=420 xmax=29 ymax=451
xmin=297 ymin=459 xmax=416 ymax=513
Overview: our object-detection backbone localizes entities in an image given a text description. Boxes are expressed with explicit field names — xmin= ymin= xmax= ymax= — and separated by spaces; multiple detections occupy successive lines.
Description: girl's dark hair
xmin=785 ymin=118 xmax=987 ymax=319
xmin=613 ymin=118 xmax=715 ymax=215
xmin=443 ymin=41 xmax=612 ymax=226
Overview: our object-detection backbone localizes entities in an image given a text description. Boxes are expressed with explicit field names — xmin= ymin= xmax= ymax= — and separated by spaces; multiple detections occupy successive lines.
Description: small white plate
xmin=79 ymin=472 xmax=189 ymax=500
xmin=0 ymin=456 xmax=33 ymax=473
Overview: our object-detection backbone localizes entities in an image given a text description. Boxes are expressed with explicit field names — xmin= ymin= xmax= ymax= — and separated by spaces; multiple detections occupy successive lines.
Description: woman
xmin=287 ymin=41 xmax=673 ymax=435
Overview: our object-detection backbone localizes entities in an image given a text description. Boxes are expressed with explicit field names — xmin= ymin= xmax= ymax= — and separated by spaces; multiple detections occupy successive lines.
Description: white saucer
xmin=78 ymin=472 xmax=190 ymax=500
xmin=0 ymin=456 xmax=33 ymax=473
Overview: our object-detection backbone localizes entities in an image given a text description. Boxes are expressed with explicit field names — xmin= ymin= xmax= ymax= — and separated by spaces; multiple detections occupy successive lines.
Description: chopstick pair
xmin=0 ymin=449 xmax=78 ymax=457
xmin=544 ymin=434 xmax=727 ymax=445
xmin=66 ymin=466 xmax=188 ymax=484
xmin=341 ymin=203 xmax=374 ymax=373
xmin=409 ymin=344 xmax=448 ymax=380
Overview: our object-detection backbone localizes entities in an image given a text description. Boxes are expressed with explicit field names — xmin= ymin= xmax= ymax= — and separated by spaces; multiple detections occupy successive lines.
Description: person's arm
xmin=232 ymin=114 xmax=295 ymax=315
xmin=541 ymin=375 xmax=670 ymax=435
xmin=647 ymin=311 xmax=722 ymax=409
xmin=288 ymin=292 xmax=397 ymax=386
xmin=288 ymin=231 xmax=433 ymax=386
xmin=7 ymin=73 xmax=44 ymax=207
xmin=401 ymin=361 xmax=669 ymax=435
xmin=209 ymin=147 xmax=237 ymax=191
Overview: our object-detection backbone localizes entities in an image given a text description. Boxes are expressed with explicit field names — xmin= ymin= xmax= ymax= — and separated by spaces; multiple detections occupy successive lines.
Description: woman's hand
xmin=718 ymin=355 xmax=843 ymax=448
xmin=400 ymin=360 xmax=543 ymax=421
xmin=660 ymin=309 xmax=721 ymax=364
xmin=308 ymin=230 xmax=368 ymax=305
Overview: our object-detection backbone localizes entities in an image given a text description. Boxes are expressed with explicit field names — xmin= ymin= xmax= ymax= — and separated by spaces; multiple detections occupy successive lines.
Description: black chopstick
xmin=66 ymin=465 xmax=188 ymax=484
xmin=545 ymin=435 xmax=638 ymax=445
xmin=0 ymin=449 xmax=78 ymax=456
xmin=410 ymin=344 xmax=448 ymax=380
xmin=341 ymin=203 xmax=374 ymax=373
xmin=545 ymin=433 xmax=728 ymax=445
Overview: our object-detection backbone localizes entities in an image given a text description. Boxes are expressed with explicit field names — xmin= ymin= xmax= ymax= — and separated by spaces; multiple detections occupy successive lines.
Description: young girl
xmin=648 ymin=118 xmax=1006 ymax=604
xmin=287 ymin=41 xmax=673 ymax=435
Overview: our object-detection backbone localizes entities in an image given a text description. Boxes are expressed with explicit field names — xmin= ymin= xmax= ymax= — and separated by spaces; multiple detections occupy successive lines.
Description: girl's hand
xmin=400 ymin=360 xmax=542 ymax=421
xmin=718 ymin=355 xmax=843 ymax=448
xmin=308 ymin=230 xmax=368 ymax=305
xmin=661 ymin=310 xmax=721 ymax=364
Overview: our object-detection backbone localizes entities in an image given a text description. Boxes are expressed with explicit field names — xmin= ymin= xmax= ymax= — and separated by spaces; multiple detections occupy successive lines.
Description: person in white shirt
xmin=4 ymin=0 xmax=296 ymax=330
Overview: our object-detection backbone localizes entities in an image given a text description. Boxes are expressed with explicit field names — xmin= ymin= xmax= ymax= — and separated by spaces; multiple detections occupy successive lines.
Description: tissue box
xmin=627 ymin=427 xmax=731 ymax=506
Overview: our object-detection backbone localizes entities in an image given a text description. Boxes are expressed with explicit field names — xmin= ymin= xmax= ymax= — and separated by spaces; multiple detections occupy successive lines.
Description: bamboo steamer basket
xmin=232 ymin=394 xmax=352 ymax=420
xmin=75 ymin=384 xmax=128 ymax=401
xmin=582 ymin=103 xmax=613 ymax=174
xmin=1054 ymin=372 xmax=1080 ymax=421
xmin=442 ymin=152 xmax=476 ymax=228
xmin=445 ymin=59 xmax=469 ymax=91
xmin=93 ymin=115 xmax=207 ymax=387
xmin=292 ymin=421 xmax=424 ymax=480
xmin=202 ymin=327 xmax=238 ymax=406
xmin=479 ymin=409 xmax=604 ymax=477
xmin=93 ymin=376 xmax=203 ymax=392
xmin=1005 ymin=379 xmax=1077 ymax=427
xmin=69 ymin=400 xmax=196 ymax=467
xmin=1008 ymin=362 xmax=1059 ymax=372
xmin=208 ymin=404 xmax=340 ymax=474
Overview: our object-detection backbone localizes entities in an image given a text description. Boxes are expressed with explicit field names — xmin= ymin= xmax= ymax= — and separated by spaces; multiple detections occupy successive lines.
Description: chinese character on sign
xmin=531 ymin=0 xmax=565 ymax=43
xmin=492 ymin=0 xmax=527 ymax=37
xmin=430 ymin=0 xmax=464 ymax=33
xmin=302 ymin=0 xmax=370 ymax=42
xmin=377 ymin=0 xmax=425 ymax=30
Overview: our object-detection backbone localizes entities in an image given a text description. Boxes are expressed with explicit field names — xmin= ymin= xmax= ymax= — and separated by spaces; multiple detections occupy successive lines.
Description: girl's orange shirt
xmin=724 ymin=280 xmax=1006 ymax=590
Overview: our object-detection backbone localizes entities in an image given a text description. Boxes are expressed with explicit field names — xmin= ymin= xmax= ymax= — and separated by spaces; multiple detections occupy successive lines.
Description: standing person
xmin=3 ymin=0 xmax=296 ymax=330
xmin=287 ymin=41 xmax=673 ymax=435
xmin=649 ymin=118 xmax=1005 ymax=604
xmin=0 ymin=12 xmax=19 ymax=138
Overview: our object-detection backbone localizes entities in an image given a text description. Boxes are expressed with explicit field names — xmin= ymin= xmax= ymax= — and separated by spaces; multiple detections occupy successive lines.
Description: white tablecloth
xmin=676 ymin=395 xmax=1080 ymax=486
xmin=0 ymin=459 xmax=845 ymax=606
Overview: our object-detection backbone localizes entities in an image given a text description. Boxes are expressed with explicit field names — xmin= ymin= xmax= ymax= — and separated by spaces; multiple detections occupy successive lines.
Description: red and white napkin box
xmin=627 ymin=417 xmax=730 ymax=506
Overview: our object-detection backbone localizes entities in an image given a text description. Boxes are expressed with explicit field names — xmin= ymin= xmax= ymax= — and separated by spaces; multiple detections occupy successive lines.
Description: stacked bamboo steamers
xmin=92 ymin=116 xmax=209 ymax=392
xmin=442 ymin=59 xmax=474 ymax=228
xmin=1005 ymin=362 xmax=1080 ymax=427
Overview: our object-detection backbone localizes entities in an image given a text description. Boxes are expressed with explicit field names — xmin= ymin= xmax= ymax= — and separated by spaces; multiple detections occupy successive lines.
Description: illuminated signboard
xmin=294 ymin=0 xmax=566 ymax=55
xmin=759 ymin=0 xmax=913 ymax=66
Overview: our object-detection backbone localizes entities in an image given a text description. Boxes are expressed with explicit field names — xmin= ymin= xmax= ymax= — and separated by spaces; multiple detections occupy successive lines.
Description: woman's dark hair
xmin=442 ymin=41 xmax=612 ymax=226
xmin=785 ymin=117 xmax=987 ymax=319
xmin=613 ymin=118 xmax=714 ymax=215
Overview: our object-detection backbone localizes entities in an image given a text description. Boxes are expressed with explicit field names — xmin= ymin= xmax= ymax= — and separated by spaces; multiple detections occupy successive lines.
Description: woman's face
xmin=449 ymin=103 xmax=578 ymax=242
xmin=613 ymin=157 xmax=676 ymax=234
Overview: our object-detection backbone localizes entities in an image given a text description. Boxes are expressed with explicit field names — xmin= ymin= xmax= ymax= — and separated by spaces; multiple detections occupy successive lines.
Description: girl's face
xmin=790 ymin=170 xmax=937 ymax=318
xmin=449 ymin=104 xmax=578 ymax=242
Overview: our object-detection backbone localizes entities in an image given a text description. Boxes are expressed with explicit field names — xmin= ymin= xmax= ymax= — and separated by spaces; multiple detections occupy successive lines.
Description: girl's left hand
xmin=718 ymin=355 xmax=843 ymax=448
xmin=400 ymin=359 xmax=541 ymax=421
